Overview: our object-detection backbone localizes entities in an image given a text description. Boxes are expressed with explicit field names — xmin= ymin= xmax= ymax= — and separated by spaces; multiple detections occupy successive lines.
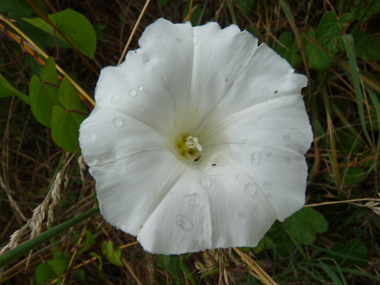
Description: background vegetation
xmin=0 ymin=0 xmax=380 ymax=284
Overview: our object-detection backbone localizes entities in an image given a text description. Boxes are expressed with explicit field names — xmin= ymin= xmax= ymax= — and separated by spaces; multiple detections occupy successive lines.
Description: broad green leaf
xmin=304 ymin=30 xmax=332 ymax=71
xmin=275 ymin=31 xmax=302 ymax=68
xmin=58 ymin=77 xmax=87 ymax=112
xmin=318 ymin=11 xmax=340 ymax=56
xmin=341 ymin=167 xmax=366 ymax=185
xmin=74 ymin=269 xmax=86 ymax=280
xmin=30 ymin=57 xmax=61 ymax=127
xmin=266 ymin=221 xmax=294 ymax=256
xmin=328 ymin=239 xmax=368 ymax=265
xmin=0 ymin=0 xmax=34 ymax=15
xmin=51 ymin=105 xmax=86 ymax=152
xmin=0 ymin=74 xmax=30 ymax=104
xmin=101 ymin=241 xmax=113 ymax=258
xmin=156 ymin=255 xmax=181 ymax=277
xmin=339 ymin=13 xmax=354 ymax=23
xmin=284 ymin=207 xmax=328 ymax=245
xmin=36 ymin=263 xmax=52 ymax=285
xmin=352 ymin=30 xmax=380 ymax=60
xmin=23 ymin=9 xmax=97 ymax=59
xmin=350 ymin=0 xmax=380 ymax=23
xmin=48 ymin=259 xmax=68 ymax=275
xmin=108 ymin=247 xmax=123 ymax=266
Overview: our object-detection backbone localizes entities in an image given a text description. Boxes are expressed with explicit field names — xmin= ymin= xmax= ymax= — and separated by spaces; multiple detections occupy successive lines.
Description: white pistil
xmin=185 ymin=136 xmax=203 ymax=151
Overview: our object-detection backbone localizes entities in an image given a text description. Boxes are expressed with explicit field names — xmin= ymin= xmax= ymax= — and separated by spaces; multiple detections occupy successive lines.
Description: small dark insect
xmin=274 ymin=90 xmax=278 ymax=93
xmin=194 ymin=155 xmax=201 ymax=162
xmin=212 ymin=164 xmax=216 ymax=166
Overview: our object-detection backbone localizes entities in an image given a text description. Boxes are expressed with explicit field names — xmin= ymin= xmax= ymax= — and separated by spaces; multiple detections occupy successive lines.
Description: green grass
xmin=0 ymin=0 xmax=380 ymax=284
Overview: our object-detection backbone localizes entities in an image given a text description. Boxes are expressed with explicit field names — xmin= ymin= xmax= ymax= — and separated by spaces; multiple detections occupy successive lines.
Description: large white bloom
xmin=79 ymin=18 xmax=313 ymax=254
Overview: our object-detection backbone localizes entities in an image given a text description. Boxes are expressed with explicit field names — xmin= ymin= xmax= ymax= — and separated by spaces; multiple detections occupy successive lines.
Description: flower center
xmin=175 ymin=134 xmax=203 ymax=163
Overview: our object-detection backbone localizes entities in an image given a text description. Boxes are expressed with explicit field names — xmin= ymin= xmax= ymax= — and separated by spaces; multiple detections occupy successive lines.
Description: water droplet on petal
xmin=239 ymin=140 xmax=251 ymax=150
xmin=184 ymin=193 xmax=200 ymax=206
xmin=254 ymin=205 xmax=260 ymax=213
xmin=129 ymin=89 xmax=137 ymax=97
xmin=238 ymin=212 xmax=246 ymax=219
xmin=267 ymin=152 xmax=272 ymax=158
xmin=113 ymin=118 xmax=123 ymax=128
xmin=175 ymin=215 xmax=193 ymax=231
xmin=250 ymin=152 xmax=262 ymax=166
xmin=111 ymin=95 xmax=121 ymax=103
xmin=200 ymin=178 xmax=212 ymax=189
xmin=219 ymin=173 xmax=228 ymax=181
xmin=138 ymin=85 xmax=144 ymax=91
xmin=192 ymin=36 xmax=198 ymax=44
xmin=170 ymin=192 xmax=177 ymax=198
xmin=266 ymin=193 xmax=273 ymax=200
xmin=286 ymin=157 xmax=292 ymax=164
xmin=263 ymin=181 xmax=272 ymax=190
xmin=89 ymin=133 xmax=97 ymax=141
xmin=283 ymin=135 xmax=291 ymax=141
xmin=244 ymin=183 xmax=257 ymax=197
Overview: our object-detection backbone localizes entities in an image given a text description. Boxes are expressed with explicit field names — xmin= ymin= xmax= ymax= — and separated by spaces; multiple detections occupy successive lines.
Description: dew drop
xmin=113 ymin=118 xmax=123 ymax=128
xmin=244 ymin=183 xmax=257 ymax=197
xmin=267 ymin=152 xmax=272 ymax=158
xmin=219 ymin=173 xmax=228 ymax=181
xmin=170 ymin=192 xmax=177 ymax=198
xmin=239 ymin=140 xmax=251 ymax=150
xmin=192 ymin=36 xmax=198 ymax=44
xmin=184 ymin=193 xmax=200 ymax=206
xmin=175 ymin=215 xmax=193 ymax=231
xmin=286 ymin=157 xmax=292 ymax=164
xmin=89 ymin=133 xmax=97 ymax=141
xmin=266 ymin=193 xmax=273 ymax=200
xmin=129 ymin=89 xmax=137 ymax=97
xmin=250 ymin=152 xmax=262 ymax=166
xmin=283 ymin=135 xmax=291 ymax=141
xmin=111 ymin=95 xmax=121 ymax=103
xmin=238 ymin=211 xmax=246 ymax=219
xmin=263 ymin=181 xmax=272 ymax=190
xmin=199 ymin=178 xmax=212 ymax=189
xmin=253 ymin=205 xmax=260 ymax=213
xmin=138 ymin=85 xmax=144 ymax=91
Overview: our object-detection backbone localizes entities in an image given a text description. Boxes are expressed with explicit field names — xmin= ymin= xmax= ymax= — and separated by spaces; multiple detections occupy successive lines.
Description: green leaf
xmin=58 ymin=77 xmax=87 ymax=112
xmin=328 ymin=239 xmax=368 ymax=265
xmin=108 ymin=247 xmax=123 ymax=266
xmin=0 ymin=0 xmax=34 ymax=15
xmin=284 ymin=208 xmax=328 ymax=245
xmin=90 ymin=252 xmax=103 ymax=271
xmin=156 ymin=255 xmax=181 ymax=277
xmin=318 ymin=11 xmax=341 ymax=56
xmin=35 ymin=263 xmax=52 ymax=285
xmin=158 ymin=0 xmax=168 ymax=6
xmin=51 ymin=104 xmax=86 ymax=153
xmin=23 ymin=9 xmax=97 ymax=59
xmin=74 ymin=269 xmax=86 ymax=280
xmin=351 ymin=30 xmax=380 ymax=60
xmin=101 ymin=241 xmax=113 ymax=258
xmin=304 ymin=30 xmax=332 ymax=71
xmin=0 ymin=74 xmax=30 ymax=104
xmin=317 ymin=260 xmax=345 ymax=285
xmin=29 ymin=57 xmax=60 ymax=127
xmin=341 ymin=167 xmax=366 ymax=185
xmin=48 ymin=259 xmax=68 ymax=275
xmin=339 ymin=13 xmax=355 ymax=23
xmin=275 ymin=31 xmax=302 ymax=68
xmin=350 ymin=0 xmax=380 ymax=23
xmin=266 ymin=221 xmax=294 ymax=256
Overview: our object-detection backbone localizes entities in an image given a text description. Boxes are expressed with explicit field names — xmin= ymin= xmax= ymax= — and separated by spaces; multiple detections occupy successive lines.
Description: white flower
xmin=79 ymin=18 xmax=313 ymax=254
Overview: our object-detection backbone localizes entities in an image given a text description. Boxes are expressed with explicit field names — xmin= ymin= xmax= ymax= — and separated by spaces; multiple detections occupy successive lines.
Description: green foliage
xmin=35 ymin=263 xmax=52 ymax=285
xmin=0 ymin=74 xmax=30 ymax=104
xmin=284 ymin=208 xmax=329 ymax=245
xmin=101 ymin=241 xmax=123 ymax=266
xmin=156 ymin=255 xmax=181 ymax=277
xmin=23 ymin=9 xmax=97 ymax=59
xmin=328 ymin=239 xmax=368 ymax=265
xmin=317 ymin=11 xmax=341 ymax=57
xmin=341 ymin=167 xmax=366 ymax=185
xmin=266 ymin=221 xmax=294 ymax=256
xmin=350 ymin=0 xmax=380 ymax=23
xmin=236 ymin=0 xmax=255 ymax=14
xmin=29 ymin=57 xmax=60 ymax=127
xmin=48 ymin=258 xmax=68 ymax=275
xmin=275 ymin=31 xmax=302 ymax=68
xmin=351 ymin=30 xmax=380 ymax=60
xmin=304 ymin=30 xmax=331 ymax=71
xmin=90 ymin=252 xmax=103 ymax=271
xmin=74 ymin=269 xmax=86 ymax=280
